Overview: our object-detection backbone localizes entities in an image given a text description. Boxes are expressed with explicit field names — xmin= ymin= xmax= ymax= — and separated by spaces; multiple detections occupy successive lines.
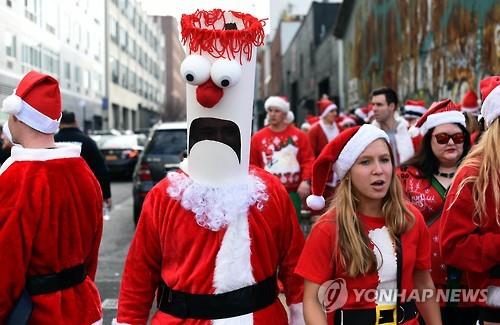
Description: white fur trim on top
xmin=1 ymin=92 xmax=22 ymax=115
xmin=419 ymin=110 xmax=466 ymax=135
xmin=481 ymin=85 xmax=500 ymax=127
xmin=264 ymin=96 xmax=289 ymax=113
xmin=286 ymin=110 xmax=294 ymax=124
xmin=9 ymin=142 xmax=81 ymax=161
xmin=320 ymin=104 xmax=337 ymax=119
xmin=368 ymin=226 xmax=397 ymax=306
xmin=289 ymin=303 xmax=305 ymax=325
xmin=461 ymin=105 xmax=480 ymax=113
xmin=334 ymin=124 xmax=389 ymax=180
xmin=306 ymin=195 xmax=325 ymax=210
xmin=212 ymin=206 xmax=255 ymax=325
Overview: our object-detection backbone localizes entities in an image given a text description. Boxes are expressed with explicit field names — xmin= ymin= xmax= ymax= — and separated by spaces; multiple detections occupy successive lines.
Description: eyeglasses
xmin=434 ymin=132 xmax=465 ymax=144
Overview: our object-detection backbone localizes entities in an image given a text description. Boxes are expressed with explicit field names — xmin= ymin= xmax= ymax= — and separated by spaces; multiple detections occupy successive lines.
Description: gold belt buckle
xmin=375 ymin=304 xmax=397 ymax=325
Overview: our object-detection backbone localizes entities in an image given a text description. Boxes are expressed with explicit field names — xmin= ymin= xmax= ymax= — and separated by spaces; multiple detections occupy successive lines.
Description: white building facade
xmin=0 ymin=0 xmax=106 ymax=130
xmin=106 ymin=0 xmax=165 ymax=130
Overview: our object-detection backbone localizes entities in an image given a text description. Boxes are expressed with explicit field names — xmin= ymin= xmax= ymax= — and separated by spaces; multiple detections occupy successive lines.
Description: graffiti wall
xmin=342 ymin=0 xmax=500 ymax=109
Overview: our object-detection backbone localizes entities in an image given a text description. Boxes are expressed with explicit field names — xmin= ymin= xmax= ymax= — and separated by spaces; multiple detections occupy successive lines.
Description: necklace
xmin=435 ymin=171 xmax=455 ymax=178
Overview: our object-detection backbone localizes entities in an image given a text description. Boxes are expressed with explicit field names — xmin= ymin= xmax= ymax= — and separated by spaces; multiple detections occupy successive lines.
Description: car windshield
xmin=147 ymin=129 xmax=187 ymax=156
xmin=101 ymin=134 xmax=146 ymax=149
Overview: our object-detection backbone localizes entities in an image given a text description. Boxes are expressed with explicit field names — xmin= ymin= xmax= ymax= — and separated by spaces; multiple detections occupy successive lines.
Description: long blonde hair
xmin=331 ymin=146 xmax=415 ymax=277
xmin=453 ymin=118 xmax=500 ymax=226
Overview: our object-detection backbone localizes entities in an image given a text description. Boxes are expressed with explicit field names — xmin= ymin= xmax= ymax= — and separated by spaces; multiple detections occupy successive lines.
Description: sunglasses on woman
xmin=434 ymin=132 xmax=465 ymax=144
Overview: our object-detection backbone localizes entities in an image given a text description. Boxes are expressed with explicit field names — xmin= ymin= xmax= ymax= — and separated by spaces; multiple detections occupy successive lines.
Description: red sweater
xmin=250 ymin=125 xmax=314 ymax=192
xmin=440 ymin=164 xmax=500 ymax=307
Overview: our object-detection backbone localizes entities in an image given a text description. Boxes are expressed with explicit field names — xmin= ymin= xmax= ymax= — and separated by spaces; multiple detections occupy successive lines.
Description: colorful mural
xmin=343 ymin=0 xmax=500 ymax=109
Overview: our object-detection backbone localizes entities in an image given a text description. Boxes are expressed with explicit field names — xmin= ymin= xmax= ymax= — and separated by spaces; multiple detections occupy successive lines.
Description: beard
xmin=166 ymin=171 xmax=268 ymax=231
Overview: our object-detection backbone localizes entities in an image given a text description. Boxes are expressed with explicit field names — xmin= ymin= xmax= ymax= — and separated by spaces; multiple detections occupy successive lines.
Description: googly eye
xmin=180 ymin=55 xmax=211 ymax=85
xmin=210 ymin=59 xmax=242 ymax=88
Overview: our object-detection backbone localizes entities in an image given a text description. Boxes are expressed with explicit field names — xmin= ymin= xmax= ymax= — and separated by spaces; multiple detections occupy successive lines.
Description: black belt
xmin=334 ymin=301 xmax=418 ymax=324
xmin=157 ymin=274 xmax=278 ymax=319
xmin=26 ymin=264 xmax=87 ymax=296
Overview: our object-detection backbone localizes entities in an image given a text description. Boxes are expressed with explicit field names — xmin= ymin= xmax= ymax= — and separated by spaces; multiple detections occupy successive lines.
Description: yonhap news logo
xmin=318 ymin=279 xmax=348 ymax=312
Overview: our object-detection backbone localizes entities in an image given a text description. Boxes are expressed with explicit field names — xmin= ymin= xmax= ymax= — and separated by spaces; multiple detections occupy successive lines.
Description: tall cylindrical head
xmin=180 ymin=9 xmax=265 ymax=186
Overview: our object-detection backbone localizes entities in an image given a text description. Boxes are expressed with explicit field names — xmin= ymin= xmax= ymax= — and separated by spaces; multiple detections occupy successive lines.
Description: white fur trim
xmin=111 ymin=319 xmax=130 ymax=325
xmin=289 ymin=303 xmax=305 ymax=325
xmin=404 ymin=104 xmax=426 ymax=115
xmin=408 ymin=125 xmax=420 ymax=138
xmin=320 ymin=104 xmax=337 ymax=119
xmin=15 ymin=99 xmax=61 ymax=134
xmin=319 ymin=120 xmax=339 ymax=141
xmin=461 ymin=105 xmax=480 ymax=113
xmin=306 ymin=195 xmax=325 ymax=210
xmin=481 ymin=85 xmax=500 ymax=127
xmin=286 ymin=110 xmax=294 ymax=124
xmin=334 ymin=124 xmax=389 ymax=179
xmin=92 ymin=319 xmax=103 ymax=325
xmin=487 ymin=286 xmax=500 ymax=307
xmin=420 ymin=110 xmax=466 ymax=135
xmin=1 ymin=92 xmax=22 ymax=115
xmin=265 ymin=96 xmax=289 ymax=113
xmin=10 ymin=142 xmax=81 ymax=161
xmin=368 ymin=226 xmax=397 ymax=305
xmin=166 ymin=171 xmax=268 ymax=231
xmin=212 ymin=209 xmax=255 ymax=325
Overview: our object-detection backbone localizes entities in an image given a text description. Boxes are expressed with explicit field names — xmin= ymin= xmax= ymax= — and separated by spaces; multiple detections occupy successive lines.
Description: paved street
xmin=95 ymin=180 xmax=136 ymax=324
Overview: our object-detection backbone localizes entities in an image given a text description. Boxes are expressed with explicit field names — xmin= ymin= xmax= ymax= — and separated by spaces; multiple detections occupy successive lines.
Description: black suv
xmin=132 ymin=122 xmax=187 ymax=224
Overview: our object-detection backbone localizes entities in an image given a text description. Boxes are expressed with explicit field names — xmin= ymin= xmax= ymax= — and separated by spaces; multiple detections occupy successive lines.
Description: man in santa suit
xmin=0 ymin=71 xmax=103 ymax=324
xmin=115 ymin=9 xmax=305 ymax=325
xmin=307 ymin=98 xmax=341 ymax=158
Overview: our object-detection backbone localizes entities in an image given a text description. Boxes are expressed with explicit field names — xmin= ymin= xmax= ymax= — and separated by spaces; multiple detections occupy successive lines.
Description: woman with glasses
xmin=440 ymin=76 xmax=500 ymax=325
xmin=397 ymin=99 xmax=475 ymax=324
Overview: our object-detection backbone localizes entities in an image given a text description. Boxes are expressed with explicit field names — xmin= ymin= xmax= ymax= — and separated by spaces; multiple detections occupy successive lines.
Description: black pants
xmin=418 ymin=306 xmax=479 ymax=325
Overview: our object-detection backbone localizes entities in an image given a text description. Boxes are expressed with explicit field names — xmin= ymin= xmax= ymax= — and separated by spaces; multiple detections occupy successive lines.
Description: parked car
xmin=132 ymin=122 xmax=187 ymax=224
xmin=100 ymin=134 xmax=146 ymax=178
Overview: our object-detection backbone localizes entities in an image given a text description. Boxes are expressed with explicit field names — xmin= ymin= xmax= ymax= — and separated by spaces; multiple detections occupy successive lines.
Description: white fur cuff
xmin=289 ymin=303 xmax=305 ymax=325
xmin=481 ymin=85 xmax=500 ymax=127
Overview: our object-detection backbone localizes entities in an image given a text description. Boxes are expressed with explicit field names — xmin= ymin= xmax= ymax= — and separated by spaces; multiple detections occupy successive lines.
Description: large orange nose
xmin=196 ymin=79 xmax=223 ymax=108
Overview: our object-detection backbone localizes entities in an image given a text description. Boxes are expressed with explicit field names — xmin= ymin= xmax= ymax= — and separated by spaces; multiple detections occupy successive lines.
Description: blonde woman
xmin=440 ymin=76 xmax=500 ymax=325
xmin=296 ymin=124 xmax=441 ymax=324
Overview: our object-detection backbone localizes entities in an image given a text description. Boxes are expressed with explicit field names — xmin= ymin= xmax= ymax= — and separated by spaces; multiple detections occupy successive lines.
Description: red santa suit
xmin=295 ymin=204 xmax=431 ymax=324
xmin=0 ymin=143 xmax=103 ymax=324
xmin=440 ymin=164 xmax=500 ymax=308
xmin=250 ymin=124 xmax=314 ymax=192
xmin=116 ymin=167 xmax=305 ymax=324
xmin=396 ymin=166 xmax=447 ymax=288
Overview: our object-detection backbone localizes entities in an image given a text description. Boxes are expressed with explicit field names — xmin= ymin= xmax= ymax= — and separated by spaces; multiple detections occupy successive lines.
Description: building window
xmin=74 ymin=66 xmax=81 ymax=91
xmin=64 ymin=62 xmax=71 ymax=79
xmin=110 ymin=18 xmax=118 ymax=43
xmin=111 ymin=58 xmax=119 ymax=84
xmin=5 ymin=32 xmax=16 ymax=58
xmin=44 ymin=0 xmax=58 ymax=35
xmin=42 ymin=47 xmax=60 ymax=76
xmin=25 ymin=0 xmax=38 ymax=23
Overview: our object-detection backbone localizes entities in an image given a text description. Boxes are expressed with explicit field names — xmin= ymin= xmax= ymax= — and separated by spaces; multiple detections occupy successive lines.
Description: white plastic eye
xmin=210 ymin=59 xmax=242 ymax=88
xmin=180 ymin=55 xmax=211 ymax=85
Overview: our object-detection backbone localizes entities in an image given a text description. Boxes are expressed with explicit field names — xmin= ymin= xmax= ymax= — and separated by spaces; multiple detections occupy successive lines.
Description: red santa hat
xmin=316 ymin=98 xmax=337 ymax=119
xmin=403 ymin=99 xmax=426 ymax=119
xmin=265 ymin=96 xmax=294 ymax=124
xmin=338 ymin=114 xmax=357 ymax=128
xmin=306 ymin=124 xmax=389 ymax=210
xmin=461 ymin=90 xmax=480 ymax=114
xmin=479 ymin=76 xmax=500 ymax=127
xmin=354 ymin=103 xmax=374 ymax=122
xmin=2 ymin=70 xmax=61 ymax=134
xmin=414 ymin=99 xmax=465 ymax=136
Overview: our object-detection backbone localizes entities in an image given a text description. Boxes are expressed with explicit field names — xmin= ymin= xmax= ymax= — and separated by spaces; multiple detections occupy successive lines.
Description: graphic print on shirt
xmin=260 ymin=136 xmax=300 ymax=186
xmin=368 ymin=226 xmax=397 ymax=306
xmin=406 ymin=178 xmax=438 ymax=216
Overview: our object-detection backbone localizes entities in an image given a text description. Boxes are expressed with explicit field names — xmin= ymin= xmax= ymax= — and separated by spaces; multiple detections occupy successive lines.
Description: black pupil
xmin=221 ymin=79 xmax=229 ymax=87
xmin=186 ymin=74 xmax=194 ymax=82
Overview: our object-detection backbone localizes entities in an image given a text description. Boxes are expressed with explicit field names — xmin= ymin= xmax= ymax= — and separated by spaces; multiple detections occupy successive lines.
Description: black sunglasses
xmin=434 ymin=132 xmax=465 ymax=144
